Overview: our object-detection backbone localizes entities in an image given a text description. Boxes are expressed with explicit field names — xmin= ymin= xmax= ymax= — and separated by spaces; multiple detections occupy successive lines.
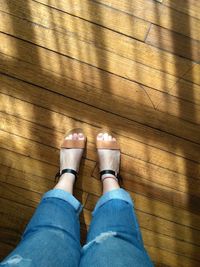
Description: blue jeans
xmin=0 ymin=188 xmax=153 ymax=267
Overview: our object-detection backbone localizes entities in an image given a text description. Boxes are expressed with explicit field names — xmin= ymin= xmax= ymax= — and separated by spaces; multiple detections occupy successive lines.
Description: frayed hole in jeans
xmin=82 ymin=231 xmax=117 ymax=251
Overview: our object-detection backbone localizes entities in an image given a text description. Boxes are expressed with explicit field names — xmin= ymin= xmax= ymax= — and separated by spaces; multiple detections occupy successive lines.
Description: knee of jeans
xmin=82 ymin=231 xmax=117 ymax=251
xmin=1 ymin=255 xmax=33 ymax=267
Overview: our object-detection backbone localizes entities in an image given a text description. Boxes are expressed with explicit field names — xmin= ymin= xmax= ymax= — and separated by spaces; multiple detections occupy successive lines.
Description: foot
xmin=60 ymin=132 xmax=85 ymax=182
xmin=97 ymin=132 xmax=120 ymax=181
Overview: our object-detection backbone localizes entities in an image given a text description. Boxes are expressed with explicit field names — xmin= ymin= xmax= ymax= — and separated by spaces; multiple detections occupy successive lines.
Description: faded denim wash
xmin=0 ymin=188 xmax=153 ymax=267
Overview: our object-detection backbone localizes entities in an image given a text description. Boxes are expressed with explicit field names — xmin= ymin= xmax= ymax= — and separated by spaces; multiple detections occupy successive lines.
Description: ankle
xmin=101 ymin=175 xmax=118 ymax=182
xmin=54 ymin=173 xmax=76 ymax=194
xmin=60 ymin=173 xmax=76 ymax=181
xmin=102 ymin=176 xmax=120 ymax=194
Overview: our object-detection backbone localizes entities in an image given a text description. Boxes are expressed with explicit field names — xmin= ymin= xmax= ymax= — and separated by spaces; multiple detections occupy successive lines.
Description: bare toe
xmin=78 ymin=133 xmax=84 ymax=140
xmin=66 ymin=134 xmax=73 ymax=140
xmin=108 ymin=135 xmax=112 ymax=141
xmin=103 ymin=133 xmax=109 ymax=140
xmin=73 ymin=133 xmax=78 ymax=140
xmin=97 ymin=133 xmax=103 ymax=140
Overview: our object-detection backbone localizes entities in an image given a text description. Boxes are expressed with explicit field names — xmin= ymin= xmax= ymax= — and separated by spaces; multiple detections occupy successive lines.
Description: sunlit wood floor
xmin=0 ymin=0 xmax=200 ymax=266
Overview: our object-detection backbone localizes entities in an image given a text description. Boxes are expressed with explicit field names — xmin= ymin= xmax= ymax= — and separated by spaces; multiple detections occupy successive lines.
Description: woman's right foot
xmin=54 ymin=129 xmax=86 ymax=194
xmin=97 ymin=132 xmax=121 ymax=193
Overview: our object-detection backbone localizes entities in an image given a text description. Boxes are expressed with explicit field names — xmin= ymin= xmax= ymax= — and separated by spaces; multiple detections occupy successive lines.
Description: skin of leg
xmin=54 ymin=173 xmax=76 ymax=194
xmin=0 ymin=132 xmax=84 ymax=267
xmin=102 ymin=178 xmax=120 ymax=194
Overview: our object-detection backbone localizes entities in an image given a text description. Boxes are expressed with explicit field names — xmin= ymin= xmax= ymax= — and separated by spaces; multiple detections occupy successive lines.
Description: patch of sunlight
xmin=0 ymin=13 xmax=18 ymax=57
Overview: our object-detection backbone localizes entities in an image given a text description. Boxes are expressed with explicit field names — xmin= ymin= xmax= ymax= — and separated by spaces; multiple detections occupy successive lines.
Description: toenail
xmin=103 ymin=133 xmax=109 ymax=139
xmin=108 ymin=135 xmax=112 ymax=140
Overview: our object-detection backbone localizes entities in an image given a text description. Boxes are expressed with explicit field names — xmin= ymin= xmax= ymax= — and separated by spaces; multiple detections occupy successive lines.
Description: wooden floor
xmin=0 ymin=0 xmax=200 ymax=265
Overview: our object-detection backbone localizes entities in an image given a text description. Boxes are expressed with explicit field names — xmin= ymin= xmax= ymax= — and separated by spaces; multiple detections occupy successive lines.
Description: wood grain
xmin=1 ymin=77 xmax=200 ymax=178
xmin=146 ymin=25 xmax=200 ymax=62
xmin=0 ymin=0 xmax=200 ymax=265
xmin=95 ymin=0 xmax=200 ymax=41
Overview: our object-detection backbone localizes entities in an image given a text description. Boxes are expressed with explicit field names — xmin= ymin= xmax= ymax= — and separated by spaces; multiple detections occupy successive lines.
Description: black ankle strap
xmin=100 ymin=170 xmax=116 ymax=177
xmin=100 ymin=170 xmax=122 ymax=183
xmin=55 ymin=168 xmax=78 ymax=182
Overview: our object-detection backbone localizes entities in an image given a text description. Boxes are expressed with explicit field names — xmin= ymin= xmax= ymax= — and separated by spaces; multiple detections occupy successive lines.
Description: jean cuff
xmin=42 ymin=189 xmax=83 ymax=215
xmin=93 ymin=188 xmax=134 ymax=215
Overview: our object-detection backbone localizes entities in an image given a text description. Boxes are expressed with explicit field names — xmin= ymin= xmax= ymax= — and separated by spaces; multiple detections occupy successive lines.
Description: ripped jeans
xmin=0 ymin=188 xmax=153 ymax=267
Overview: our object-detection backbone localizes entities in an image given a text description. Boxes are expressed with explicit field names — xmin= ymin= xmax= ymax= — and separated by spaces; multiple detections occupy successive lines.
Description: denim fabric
xmin=0 ymin=188 xmax=153 ymax=267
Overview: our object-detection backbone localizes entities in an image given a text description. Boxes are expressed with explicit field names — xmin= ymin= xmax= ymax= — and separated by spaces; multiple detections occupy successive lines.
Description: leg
xmin=1 ymin=130 xmax=85 ymax=267
xmin=80 ymin=132 xmax=153 ymax=267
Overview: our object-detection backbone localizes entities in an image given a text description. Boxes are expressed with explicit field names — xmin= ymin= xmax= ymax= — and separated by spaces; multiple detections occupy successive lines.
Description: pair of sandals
xmin=56 ymin=128 xmax=122 ymax=183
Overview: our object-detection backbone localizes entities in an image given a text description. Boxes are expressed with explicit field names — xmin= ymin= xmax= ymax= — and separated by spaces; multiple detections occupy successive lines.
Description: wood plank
xmin=92 ymin=165 xmax=200 ymax=214
xmin=0 ymin=0 xmax=150 ymax=42
xmin=163 ymin=0 xmax=200 ymax=20
xmin=146 ymin=25 xmax=200 ymax=62
xmin=1 ymin=77 xmax=200 ymax=179
xmin=115 ymin=155 xmax=200 ymax=197
xmin=0 ymin=242 xmax=14 ymax=261
xmin=0 ymin=13 xmax=193 ymax=92
xmin=0 ymin=197 xmax=34 ymax=222
xmin=0 ymin=164 xmax=88 ymax=205
xmin=169 ymin=78 xmax=200 ymax=105
xmin=95 ymin=0 xmax=200 ymax=41
xmin=1 ymin=37 xmax=199 ymax=110
xmin=0 ymin=181 xmax=41 ymax=208
xmin=0 ymin=147 xmax=96 ymax=196
xmin=1 ymin=110 xmax=200 ymax=199
xmin=143 ymin=228 xmax=200 ymax=261
xmin=0 ymin=164 xmax=54 ymax=193
xmin=147 ymin=245 xmax=200 ymax=267
xmin=143 ymin=85 xmax=200 ymax=124
xmin=1 ymin=43 xmax=200 ymax=125
xmin=128 ymin=190 xmax=200 ymax=230
xmin=0 ymin=0 xmax=193 ymax=79
xmin=184 ymin=64 xmax=200 ymax=85
xmin=0 ymin=180 xmax=88 ymax=211
xmin=2 ymin=93 xmax=200 ymax=188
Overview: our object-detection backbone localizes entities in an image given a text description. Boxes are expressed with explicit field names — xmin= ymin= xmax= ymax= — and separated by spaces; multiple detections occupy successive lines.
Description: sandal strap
xmin=96 ymin=141 xmax=120 ymax=150
xmin=61 ymin=139 xmax=85 ymax=149
xmin=100 ymin=169 xmax=116 ymax=177
xmin=55 ymin=168 xmax=78 ymax=183
xmin=100 ymin=170 xmax=122 ymax=183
